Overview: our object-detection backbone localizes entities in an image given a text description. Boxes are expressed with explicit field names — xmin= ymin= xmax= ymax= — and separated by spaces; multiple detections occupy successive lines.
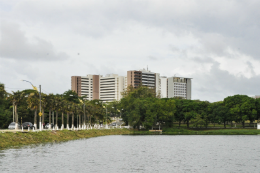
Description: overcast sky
xmin=1 ymin=0 xmax=260 ymax=102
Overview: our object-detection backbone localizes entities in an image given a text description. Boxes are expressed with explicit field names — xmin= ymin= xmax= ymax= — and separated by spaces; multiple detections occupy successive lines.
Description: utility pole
xmin=13 ymin=102 xmax=15 ymax=122
xmin=106 ymin=106 xmax=108 ymax=129
xmin=39 ymin=85 xmax=42 ymax=131
xmin=84 ymin=103 xmax=86 ymax=129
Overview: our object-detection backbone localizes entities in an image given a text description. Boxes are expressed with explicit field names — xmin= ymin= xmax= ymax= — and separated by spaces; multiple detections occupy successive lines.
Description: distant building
xmin=251 ymin=95 xmax=260 ymax=99
xmin=160 ymin=76 xmax=168 ymax=98
xmin=71 ymin=74 xmax=125 ymax=102
xmin=160 ymin=76 xmax=192 ymax=99
xmin=167 ymin=76 xmax=192 ymax=99
xmin=72 ymin=70 xmax=192 ymax=101
xmin=127 ymin=69 xmax=160 ymax=95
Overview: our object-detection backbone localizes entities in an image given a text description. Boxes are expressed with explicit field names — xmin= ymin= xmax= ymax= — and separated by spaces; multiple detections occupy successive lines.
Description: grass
xmin=0 ymin=128 xmax=131 ymax=150
xmin=1 ymin=127 xmax=260 ymax=150
xmin=131 ymin=127 xmax=260 ymax=135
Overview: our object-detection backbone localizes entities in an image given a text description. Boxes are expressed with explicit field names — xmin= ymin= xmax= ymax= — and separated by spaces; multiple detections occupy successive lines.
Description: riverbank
xmin=0 ymin=128 xmax=131 ymax=150
xmin=2 ymin=128 xmax=260 ymax=150
xmin=133 ymin=128 xmax=260 ymax=135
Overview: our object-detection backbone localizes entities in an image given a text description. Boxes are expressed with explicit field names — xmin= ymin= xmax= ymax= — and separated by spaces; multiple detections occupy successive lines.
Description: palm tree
xmin=54 ymin=95 xmax=61 ymax=129
xmin=71 ymin=102 xmax=76 ymax=129
xmin=67 ymin=102 xmax=72 ymax=129
xmin=27 ymin=92 xmax=39 ymax=129
xmin=41 ymin=93 xmax=47 ymax=129
xmin=77 ymin=103 xmax=83 ymax=129
xmin=60 ymin=99 xmax=67 ymax=130
xmin=8 ymin=91 xmax=25 ymax=130
xmin=86 ymin=102 xmax=95 ymax=129
xmin=46 ymin=94 xmax=54 ymax=129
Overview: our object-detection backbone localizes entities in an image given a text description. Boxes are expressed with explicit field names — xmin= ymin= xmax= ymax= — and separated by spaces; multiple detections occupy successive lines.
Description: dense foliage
xmin=119 ymin=86 xmax=260 ymax=129
xmin=1 ymin=82 xmax=260 ymax=129
xmin=0 ymin=83 xmax=107 ymax=129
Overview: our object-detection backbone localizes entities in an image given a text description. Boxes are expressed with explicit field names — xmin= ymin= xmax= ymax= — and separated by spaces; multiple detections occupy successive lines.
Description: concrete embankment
xmin=0 ymin=129 xmax=131 ymax=150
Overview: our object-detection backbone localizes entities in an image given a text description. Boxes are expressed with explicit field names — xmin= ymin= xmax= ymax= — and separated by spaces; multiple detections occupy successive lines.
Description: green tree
xmin=8 ymin=91 xmax=25 ymax=129
xmin=224 ymin=95 xmax=256 ymax=128
xmin=192 ymin=114 xmax=206 ymax=128
xmin=214 ymin=105 xmax=229 ymax=128
xmin=120 ymin=86 xmax=156 ymax=130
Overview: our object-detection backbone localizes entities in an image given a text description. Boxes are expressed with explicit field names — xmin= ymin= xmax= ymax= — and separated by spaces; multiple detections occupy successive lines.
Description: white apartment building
xmin=71 ymin=74 xmax=126 ymax=102
xmin=160 ymin=76 xmax=168 ymax=98
xmin=167 ymin=76 xmax=192 ymax=99
xmin=72 ymin=71 xmax=192 ymax=101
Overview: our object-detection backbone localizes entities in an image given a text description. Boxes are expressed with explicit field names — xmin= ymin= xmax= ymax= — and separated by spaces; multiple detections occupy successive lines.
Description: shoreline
xmin=0 ymin=128 xmax=131 ymax=150
xmin=1 ymin=128 xmax=260 ymax=150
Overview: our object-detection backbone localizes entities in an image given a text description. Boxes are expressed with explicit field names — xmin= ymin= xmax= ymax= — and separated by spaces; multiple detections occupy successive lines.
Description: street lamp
xmin=95 ymin=102 xmax=98 ymax=128
xmin=69 ymin=94 xmax=87 ymax=130
xmin=102 ymin=101 xmax=108 ymax=129
xmin=22 ymin=80 xmax=42 ymax=131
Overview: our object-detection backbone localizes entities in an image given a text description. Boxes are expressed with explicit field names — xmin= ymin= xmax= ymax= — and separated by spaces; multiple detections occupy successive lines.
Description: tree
xmin=8 ymin=91 xmax=25 ymax=129
xmin=224 ymin=95 xmax=256 ymax=128
xmin=214 ymin=105 xmax=229 ymax=128
xmin=120 ymin=86 xmax=157 ymax=130
xmin=192 ymin=114 xmax=206 ymax=128
xmin=46 ymin=94 xmax=55 ymax=129
xmin=0 ymin=84 xmax=12 ymax=128
xmin=27 ymin=92 xmax=39 ymax=129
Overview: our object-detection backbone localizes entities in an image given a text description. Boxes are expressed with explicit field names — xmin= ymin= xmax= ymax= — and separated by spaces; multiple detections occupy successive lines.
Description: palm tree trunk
xmin=56 ymin=111 xmax=58 ymax=129
xmin=49 ymin=109 xmax=51 ymax=129
xmin=79 ymin=114 xmax=81 ymax=129
xmin=15 ymin=104 xmax=18 ymax=130
xmin=72 ymin=112 xmax=74 ymax=129
xmin=90 ymin=115 xmax=92 ymax=128
xmin=42 ymin=108 xmax=45 ymax=129
xmin=34 ymin=108 xmax=37 ymax=129
xmin=61 ymin=112 xmax=64 ymax=129
xmin=67 ymin=113 xmax=69 ymax=129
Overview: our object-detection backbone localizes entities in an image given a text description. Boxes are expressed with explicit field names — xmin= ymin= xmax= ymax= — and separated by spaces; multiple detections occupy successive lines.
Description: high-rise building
xmin=71 ymin=74 xmax=125 ymax=102
xmin=127 ymin=69 xmax=160 ymax=95
xmin=72 ymin=70 xmax=192 ymax=101
xmin=160 ymin=76 xmax=168 ymax=98
xmin=167 ymin=76 xmax=192 ymax=99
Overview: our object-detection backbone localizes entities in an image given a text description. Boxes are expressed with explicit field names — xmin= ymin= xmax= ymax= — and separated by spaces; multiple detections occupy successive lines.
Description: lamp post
xmin=69 ymin=94 xmax=87 ymax=130
xmin=95 ymin=102 xmax=98 ymax=128
xmin=22 ymin=80 xmax=42 ymax=131
xmin=21 ymin=117 xmax=23 ymax=131
xmin=102 ymin=101 xmax=108 ymax=129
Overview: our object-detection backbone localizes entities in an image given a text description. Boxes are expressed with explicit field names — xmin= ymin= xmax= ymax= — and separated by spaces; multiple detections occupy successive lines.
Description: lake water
xmin=0 ymin=135 xmax=260 ymax=172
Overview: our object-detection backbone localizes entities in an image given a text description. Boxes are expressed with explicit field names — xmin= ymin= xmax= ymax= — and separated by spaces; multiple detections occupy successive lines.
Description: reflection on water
xmin=0 ymin=135 xmax=260 ymax=172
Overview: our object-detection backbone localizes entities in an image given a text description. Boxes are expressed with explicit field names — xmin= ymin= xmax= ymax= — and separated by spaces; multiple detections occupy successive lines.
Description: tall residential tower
xmin=71 ymin=74 xmax=125 ymax=102
xmin=127 ymin=69 xmax=160 ymax=95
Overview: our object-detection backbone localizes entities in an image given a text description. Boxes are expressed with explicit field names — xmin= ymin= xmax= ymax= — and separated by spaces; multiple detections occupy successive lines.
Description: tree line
xmin=0 ymin=83 xmax=116 ymax=129
xmin=119 ymin=86 xmax=260 ymax=129
xmin=1 ymin=83 xmax=260 ymax=129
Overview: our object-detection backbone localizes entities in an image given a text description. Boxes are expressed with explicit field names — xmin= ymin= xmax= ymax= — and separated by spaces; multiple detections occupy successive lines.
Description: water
xmin=0 ymin=135 xmax=260 ymax=172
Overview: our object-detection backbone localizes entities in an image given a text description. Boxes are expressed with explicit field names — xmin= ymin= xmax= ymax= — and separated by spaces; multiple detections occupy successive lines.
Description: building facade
xmin=127 ymin=69 xmax=160 ymax=95
xmin=167 ymin=76 xmax=192 ymax=99
xmin=72 ymin=70 xmax=192 ymax=101
xmin=160 ymin=76 xmax=168 ymax=98
xmin=71 ymin=74 xmax=125 ymax=102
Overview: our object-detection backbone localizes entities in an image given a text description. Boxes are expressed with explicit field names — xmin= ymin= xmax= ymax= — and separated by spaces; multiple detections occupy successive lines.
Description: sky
xmin=1 ymin=0 xmax=260 ymax=102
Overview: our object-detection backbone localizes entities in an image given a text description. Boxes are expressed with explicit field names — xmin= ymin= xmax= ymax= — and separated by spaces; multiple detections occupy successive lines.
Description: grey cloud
xmin=193 ymin=62 xmax=260 ymax=102
xmin=148 ymin=56 xmax=158 ymax=61
xmin=169 ymin=45 xmax=180 ymax=52
xmin=0 ymin=21 xmax=69 ymax=61
xmin=191 ymin=57 xmax=215 ymax=64
xmin=9 ymin=0 xmax=260 ymax=56
xmin=246 ymin=61 xmax=256 ymax=76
